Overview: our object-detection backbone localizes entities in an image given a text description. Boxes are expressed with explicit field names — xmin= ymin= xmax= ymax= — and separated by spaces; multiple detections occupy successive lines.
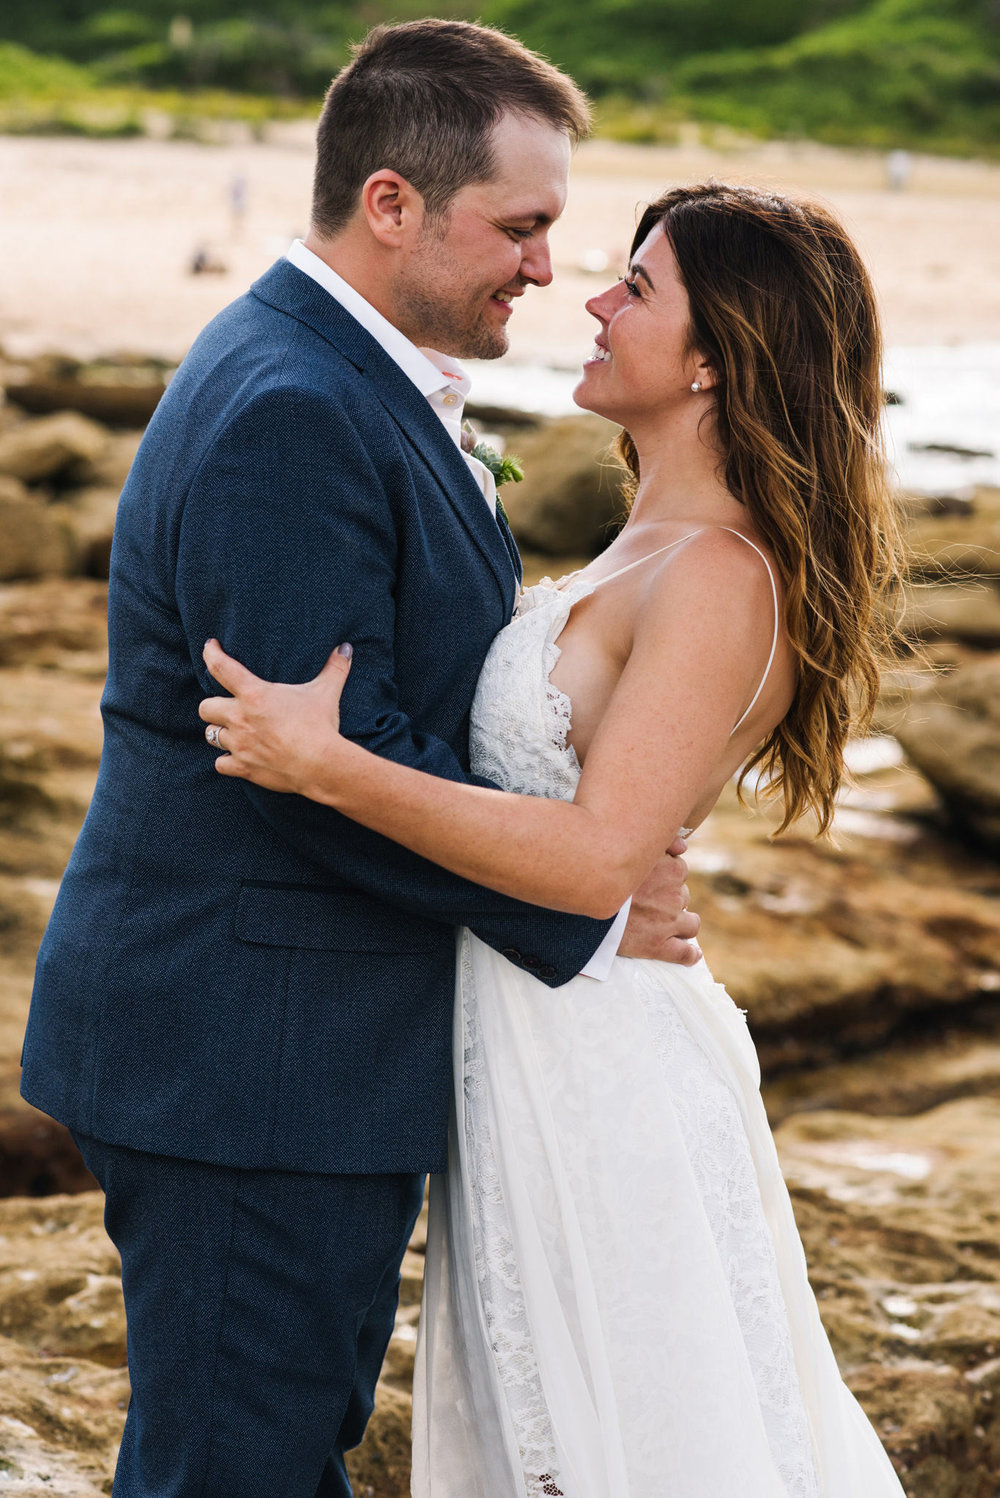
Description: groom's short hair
xmin=311 ymin=19 xmax=591 ymax=237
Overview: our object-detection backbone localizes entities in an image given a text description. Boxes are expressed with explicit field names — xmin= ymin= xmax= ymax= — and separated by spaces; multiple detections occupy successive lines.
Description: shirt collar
xmin=418 ymin=348 xmax=473 ymax=437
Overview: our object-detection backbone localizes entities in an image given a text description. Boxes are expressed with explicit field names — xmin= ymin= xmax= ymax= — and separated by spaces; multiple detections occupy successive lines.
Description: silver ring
xmin=205 ymin=724 xmax=222 ymax=748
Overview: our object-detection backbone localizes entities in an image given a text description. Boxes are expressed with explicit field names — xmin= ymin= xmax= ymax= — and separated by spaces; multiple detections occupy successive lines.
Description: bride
xmin=200 ymin=182 xmax=907 ymax=1496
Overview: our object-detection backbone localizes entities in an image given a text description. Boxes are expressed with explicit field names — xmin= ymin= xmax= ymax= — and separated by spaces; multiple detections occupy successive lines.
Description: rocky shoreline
xmin=1 ymin=357 xmax=1000 ymax=1494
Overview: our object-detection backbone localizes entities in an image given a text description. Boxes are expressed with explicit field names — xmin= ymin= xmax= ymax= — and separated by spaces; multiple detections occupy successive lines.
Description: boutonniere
xmin=461 ymin=421 xmax=525 ymax=489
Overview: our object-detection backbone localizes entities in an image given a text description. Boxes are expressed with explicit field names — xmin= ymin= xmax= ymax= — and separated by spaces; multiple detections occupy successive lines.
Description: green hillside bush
xmin=673 ymin=0 xmax=1000 ymax=149
xmin=0 ymin=40 xmax=92 ymax=95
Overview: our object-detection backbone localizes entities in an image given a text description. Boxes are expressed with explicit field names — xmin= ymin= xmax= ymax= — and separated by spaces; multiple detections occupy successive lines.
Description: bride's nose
xmin=585 ymin=281 xmax=622 ymax=323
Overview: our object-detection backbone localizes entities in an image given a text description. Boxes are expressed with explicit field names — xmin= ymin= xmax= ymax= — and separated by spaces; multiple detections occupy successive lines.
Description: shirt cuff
xmin=579 ymin=898 xmax=631 ymax=981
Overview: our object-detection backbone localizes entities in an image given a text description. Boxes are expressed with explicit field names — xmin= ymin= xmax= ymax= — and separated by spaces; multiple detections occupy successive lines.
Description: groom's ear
xmin=360 ymin=170 xmax=424 ymax=249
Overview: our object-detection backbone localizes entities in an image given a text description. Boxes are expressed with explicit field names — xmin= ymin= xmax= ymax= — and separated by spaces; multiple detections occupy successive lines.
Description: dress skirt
xmin=411 ymin=933 xmax=906 ymax=1498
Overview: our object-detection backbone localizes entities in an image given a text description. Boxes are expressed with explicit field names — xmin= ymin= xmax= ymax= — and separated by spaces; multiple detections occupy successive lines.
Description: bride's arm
xmin=201 ymin=533 xmax=778 ymax=919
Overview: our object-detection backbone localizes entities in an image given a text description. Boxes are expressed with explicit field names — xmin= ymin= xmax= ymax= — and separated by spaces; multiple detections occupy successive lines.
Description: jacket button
xmin=502 ymin=947 xmax=521 ymax=962
xmin=539 ymin=965 xmax=557 ymax=979
xmin=523 ymin=955 xmax=541 ymax=970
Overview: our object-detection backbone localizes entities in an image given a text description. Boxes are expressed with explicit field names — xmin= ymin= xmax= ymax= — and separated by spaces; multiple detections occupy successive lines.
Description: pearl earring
xmin=690 ymin=381 xmax=702 ymax=393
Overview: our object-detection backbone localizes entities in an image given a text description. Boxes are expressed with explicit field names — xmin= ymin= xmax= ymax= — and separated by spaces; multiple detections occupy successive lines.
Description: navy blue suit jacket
xmin=21 ymin=261 xmax=612 ymax=1174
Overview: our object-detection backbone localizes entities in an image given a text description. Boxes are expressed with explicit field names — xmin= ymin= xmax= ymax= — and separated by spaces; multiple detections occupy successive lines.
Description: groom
xmin=21 ymin=20 xmax=698 ymax=1497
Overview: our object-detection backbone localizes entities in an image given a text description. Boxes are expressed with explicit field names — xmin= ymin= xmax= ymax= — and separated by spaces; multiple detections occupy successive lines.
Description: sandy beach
xmin=1 ymin=125 xmax=998 ymax=366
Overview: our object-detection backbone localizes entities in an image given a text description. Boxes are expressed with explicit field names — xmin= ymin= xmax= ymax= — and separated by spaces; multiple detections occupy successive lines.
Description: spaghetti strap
xmin=716 ymin=528 xmax=781 ymax=733
xmin=566 ymin=524 xmax=780 ymax=733
xmin=585 ymin=529 xmax=706 ymax=591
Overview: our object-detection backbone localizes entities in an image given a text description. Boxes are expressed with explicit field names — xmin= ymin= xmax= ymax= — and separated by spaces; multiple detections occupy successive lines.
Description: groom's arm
xmin=176 ymin=383 xmax=614 ymax=985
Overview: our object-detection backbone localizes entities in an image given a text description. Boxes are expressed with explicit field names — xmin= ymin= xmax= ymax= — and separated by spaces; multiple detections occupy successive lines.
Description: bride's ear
xmin=690 ymin=354 xmax=720 ymax=394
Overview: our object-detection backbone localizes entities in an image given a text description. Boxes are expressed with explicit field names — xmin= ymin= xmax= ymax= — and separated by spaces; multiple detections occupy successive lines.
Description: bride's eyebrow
xmin=630 ymin=262 xmax=656 ymax=290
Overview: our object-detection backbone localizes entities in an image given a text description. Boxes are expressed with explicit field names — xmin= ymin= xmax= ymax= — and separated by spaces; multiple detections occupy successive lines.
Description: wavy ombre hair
xmin=617 ymin=182 xmax=903 ymax=834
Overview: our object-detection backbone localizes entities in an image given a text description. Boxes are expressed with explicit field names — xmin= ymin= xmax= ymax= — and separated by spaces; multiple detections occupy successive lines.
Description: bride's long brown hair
xmin=617 ymin=182 xmax=903 ymax=834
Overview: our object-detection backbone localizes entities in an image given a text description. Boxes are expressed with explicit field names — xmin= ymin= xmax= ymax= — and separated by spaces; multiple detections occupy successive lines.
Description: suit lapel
xmin=251 ymin=262 xmax=520 ymax=612
xmin=495 ymin=502 xmax=523 ymax=583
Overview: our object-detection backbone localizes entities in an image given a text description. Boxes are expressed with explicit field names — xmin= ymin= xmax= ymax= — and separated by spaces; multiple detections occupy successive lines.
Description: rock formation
xmin=896 ymin=654 xmax=1000 ymax=852
xmin=5 ymin=1089 xmax=1000 ymax=1496
xmin=0 ymin=382 xmax=143 ymax=584
xmin=495 ymin=412 xmax=625 ymax=556
xmin=2 ymin=360 xmax=1000 ymax=1494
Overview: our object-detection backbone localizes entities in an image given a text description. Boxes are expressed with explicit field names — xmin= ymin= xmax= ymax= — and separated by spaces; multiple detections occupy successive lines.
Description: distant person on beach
xmin=188 ymin=242 xmax=227 ymax=274
xmin=887 ymin=148 xmax=913 ymax=191
xmin=20 ymin=20 xmax=697 ymax=1495
xmin=229 ymin=171 xmax=248 ymax=234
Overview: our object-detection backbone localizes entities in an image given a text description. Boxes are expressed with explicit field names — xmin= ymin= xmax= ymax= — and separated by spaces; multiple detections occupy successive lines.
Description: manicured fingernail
xmin=336 ymin=643 xmax=353 ymax=659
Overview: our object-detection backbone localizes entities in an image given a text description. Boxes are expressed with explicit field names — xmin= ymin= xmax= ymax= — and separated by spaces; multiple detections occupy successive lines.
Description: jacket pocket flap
xmin=234 ymin=881 xmax=441 ymax=953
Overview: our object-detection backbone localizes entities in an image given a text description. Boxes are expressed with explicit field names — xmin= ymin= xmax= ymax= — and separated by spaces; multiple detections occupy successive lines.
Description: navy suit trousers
xmin=76 ymin=1135 xmax=424 ymax=1497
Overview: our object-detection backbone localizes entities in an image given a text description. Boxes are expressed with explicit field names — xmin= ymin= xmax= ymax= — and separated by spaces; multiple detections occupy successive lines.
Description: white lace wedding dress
xmin=411 ymin=553 xmax=906 ymax=1498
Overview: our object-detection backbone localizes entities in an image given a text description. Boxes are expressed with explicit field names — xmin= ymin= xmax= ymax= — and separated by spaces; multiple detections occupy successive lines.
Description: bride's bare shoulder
xmin=639 ymin=524 xmax=782 ymax=622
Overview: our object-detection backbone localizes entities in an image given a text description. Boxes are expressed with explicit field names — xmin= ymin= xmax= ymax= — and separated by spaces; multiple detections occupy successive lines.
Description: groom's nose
xmin=520 ymin=231 xmax=554 ymax=288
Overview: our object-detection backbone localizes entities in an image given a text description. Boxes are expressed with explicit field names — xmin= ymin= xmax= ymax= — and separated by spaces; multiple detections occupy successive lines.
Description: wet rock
xmin=764 ymin=1005 xmax=1000 ymax=1124
xmin=0 ymin=1341 xmax=126 ymax=1497
xmin=67 ymin=431 xmax=142 ymax=491
xmin=0 ymin=579 xmax=109 ymax=672
xmin=2 ymin=354 xmax=171 ymax=429
xmin=500 ymin=414 xmax=624 ymax=556
xmin=900 ymin=581 xmax=1000 ymax=648
xmin=345 ymin=1382 xmax=413 ymax=1498
xmin=778 ymin=1096 xmax=1000 ymax=1494
xmin=690 ymin=779 xmax=1000 ymax=1070
xmin=0 ymin=412 xmax=109 ymax=485
xmin=0 ymin=1111 xmax=97 ymax=1199
xmin=905 ymin=485 xmax=1000 ymax=580
xmin=0 ymin=484 xmax=75 ymax=581
xmin=0 ymin=1196 xmax=124 ymax=1366
xmin=895 ymin=655 xmax=1000 ymax=852
xmin=51 ymin=487 xmax=120 ymax=579
xmin=9 ymin=1101 xmax=1000 ymax=1498
xmin=0 ymin=1193 xmax=125 ymax=1494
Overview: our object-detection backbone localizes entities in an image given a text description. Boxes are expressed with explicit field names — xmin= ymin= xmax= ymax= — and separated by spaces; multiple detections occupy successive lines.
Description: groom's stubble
xmin=399 ymin=209 xmax=519 ymax=362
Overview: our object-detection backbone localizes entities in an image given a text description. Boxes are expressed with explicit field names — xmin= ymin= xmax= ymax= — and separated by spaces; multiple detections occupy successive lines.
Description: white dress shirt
xmin=285 ymin=240 xmax=628 ymax=978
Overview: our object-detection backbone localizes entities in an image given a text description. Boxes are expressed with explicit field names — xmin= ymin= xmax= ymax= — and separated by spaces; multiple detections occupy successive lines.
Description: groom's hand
xmin=618 ymin=837 xmax=702 ymax=966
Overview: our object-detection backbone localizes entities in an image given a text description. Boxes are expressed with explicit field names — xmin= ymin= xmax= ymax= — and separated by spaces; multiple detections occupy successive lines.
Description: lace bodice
xmin=469 ymin=527 xmax=781 ymax=806
xmin=469 ymin=576 xmax=591 ymax=802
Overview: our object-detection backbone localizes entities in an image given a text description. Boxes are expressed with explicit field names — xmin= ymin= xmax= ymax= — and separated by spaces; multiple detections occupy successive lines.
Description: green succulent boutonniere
xmin=472 ymin=442 xmax=524 ymax=489
xmin=461 ymin=421 xmax=525 ymax=490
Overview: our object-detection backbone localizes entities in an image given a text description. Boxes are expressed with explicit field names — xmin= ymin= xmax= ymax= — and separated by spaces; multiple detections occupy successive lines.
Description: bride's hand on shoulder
xmin=199 ymin=638 xmax=354 ymax=794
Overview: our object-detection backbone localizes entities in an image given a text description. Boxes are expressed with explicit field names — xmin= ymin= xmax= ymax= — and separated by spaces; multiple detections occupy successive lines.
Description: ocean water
xmin=467 ymin=343 xmax=1000 ymax=499
xmin=882 ymin=344 xmax=1000 ymax=496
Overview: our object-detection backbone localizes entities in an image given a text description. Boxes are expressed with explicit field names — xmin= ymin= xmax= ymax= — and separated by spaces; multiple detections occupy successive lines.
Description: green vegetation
xmin=669 ymin=0 xmax=1000 ymax=154
xmin=0 ymin=39 xmax=311 ymax=136
xmin=0 ymin=0 xmax=998 ymax=153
